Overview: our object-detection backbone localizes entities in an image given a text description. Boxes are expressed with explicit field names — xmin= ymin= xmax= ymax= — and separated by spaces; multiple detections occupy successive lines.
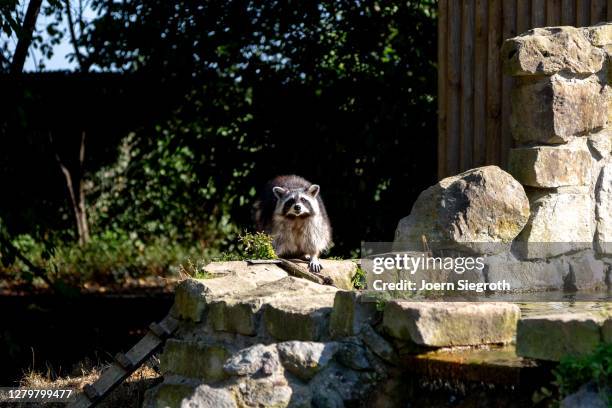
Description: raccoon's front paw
xmin=308 ymin=258 xmax=323 ymax=273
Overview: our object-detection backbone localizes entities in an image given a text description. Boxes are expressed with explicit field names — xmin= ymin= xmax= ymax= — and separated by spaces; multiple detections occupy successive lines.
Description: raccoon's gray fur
xmin=254 ymin=175 xmax=332 ymax=272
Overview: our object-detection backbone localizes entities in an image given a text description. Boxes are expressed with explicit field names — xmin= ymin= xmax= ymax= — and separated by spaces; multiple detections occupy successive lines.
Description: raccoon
xmin=254 ymin=175 xmax=332 ymax=272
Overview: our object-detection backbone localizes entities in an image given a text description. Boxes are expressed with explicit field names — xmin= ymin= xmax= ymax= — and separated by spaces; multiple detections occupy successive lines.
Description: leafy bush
xmin=351 ymin=266 xmax=366 ymax=289
xmin=239 ymin=232 xmax=276 ymax=260
xmin=553 ymin=343 xmax=612 ymax=404
xmin=1 ymin=230 xmax=216 ymax=286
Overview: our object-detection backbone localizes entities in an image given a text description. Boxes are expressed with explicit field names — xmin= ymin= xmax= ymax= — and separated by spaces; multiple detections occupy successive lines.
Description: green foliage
xmin=1 ymin=0 xmax=438 ymax=289
xmin=351 ymin=266 xmax=366 ymax=289
xmin=78 ymin=0 xmax=438 ymax=256
xmin=239 ymin=232 xmax=276 ymax=260
xmin=178 ymin=258 xmax=211 ymax=279
xmin=553 ymin=343 xmax=612 ymax=404
xmin=1 ymin=230 xmax=213 ymax=286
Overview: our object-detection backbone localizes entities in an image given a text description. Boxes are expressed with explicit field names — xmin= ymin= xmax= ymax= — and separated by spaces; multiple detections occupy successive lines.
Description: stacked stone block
xmin=502 ymin=24 xmax=612 ymax=268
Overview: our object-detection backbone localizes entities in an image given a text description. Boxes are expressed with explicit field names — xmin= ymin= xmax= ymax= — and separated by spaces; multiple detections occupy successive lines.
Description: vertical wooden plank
xmin=517 ymin=0 xmax=532 ymax=33
xmin=473 ymin=0 xmax=488 ymax=167
xmin=460 ymin=0 xmax=475 ymax=171
xmin=532 ymin=0 xmax=546 ymax=26
xmin=501 ymin=0 xmax=517 ymax=169
xmin=438 ymin=0 xmax=448 ymax=179
xmin=447 ymin=0 xmax=462 ymax=175
xmin=547 ymin=0 xmax=562 ymax=24
xmin=576 ymin=0 xmax=591 ymax=26
xmin=591 ymin=0 xmax=606 ymax=23
xmin=486 ymin=0 xmax=503 ymax=166
xmin=561 ymin=0 xmax=577 ymax=24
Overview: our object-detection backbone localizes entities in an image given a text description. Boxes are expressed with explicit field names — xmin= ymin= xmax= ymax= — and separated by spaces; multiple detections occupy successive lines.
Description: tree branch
xmin=64 ymin=0 xmax=85 ymax=70
xmin=10 ymin=0 xmax=43 ymax=74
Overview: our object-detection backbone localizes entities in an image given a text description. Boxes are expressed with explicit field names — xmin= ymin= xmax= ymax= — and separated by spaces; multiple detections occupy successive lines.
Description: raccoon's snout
xmin=293 ymin=204 xmax=302 ymax=212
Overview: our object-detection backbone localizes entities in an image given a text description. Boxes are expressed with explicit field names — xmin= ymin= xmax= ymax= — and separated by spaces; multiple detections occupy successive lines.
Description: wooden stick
xmin=277 ymin=259 xmax=333 ymax=286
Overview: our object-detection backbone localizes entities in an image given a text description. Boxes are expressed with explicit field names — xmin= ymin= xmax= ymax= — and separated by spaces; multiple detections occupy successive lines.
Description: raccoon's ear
xmin=272 ymin=186 xmax=288 ymax=199
xmin=307 ymin=184 xmax=320 ymax=198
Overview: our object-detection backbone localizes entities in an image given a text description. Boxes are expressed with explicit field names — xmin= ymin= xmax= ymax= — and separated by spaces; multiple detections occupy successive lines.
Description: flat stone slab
xmin=508 ymin=145 xmax=592 ymax=188
xmin=172 ymin=263 xmax=288 ymax=322
xmin=208 ymin=277 xmax=337 ymax=337
xmin=383 ymin=301 xmax=520 ymax=347
xmin=516 ymin=313 xmax=606 ymax=361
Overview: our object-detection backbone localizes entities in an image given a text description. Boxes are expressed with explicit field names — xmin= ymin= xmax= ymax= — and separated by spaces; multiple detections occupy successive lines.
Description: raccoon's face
xmin=272 ymin=184 xmax=320 ymax=218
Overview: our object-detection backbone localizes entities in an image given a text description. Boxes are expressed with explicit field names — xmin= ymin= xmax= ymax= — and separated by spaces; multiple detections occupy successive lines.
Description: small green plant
xmin=178 ymin=258 xmax=211 ymax=279
xmin=351 ymin=266 xmax=366 ymax=289
xmin=553 ymin=343 xmax=612 ymax=405
xmin=214 ymin=252 xmax=246 ymax=261
xmin=238 ymin=232 xmax=276 ymax=260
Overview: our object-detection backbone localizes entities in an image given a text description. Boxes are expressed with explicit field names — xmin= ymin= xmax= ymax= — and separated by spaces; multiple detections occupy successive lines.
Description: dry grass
xmin=4 ymin=359 xmax=161 ymax=407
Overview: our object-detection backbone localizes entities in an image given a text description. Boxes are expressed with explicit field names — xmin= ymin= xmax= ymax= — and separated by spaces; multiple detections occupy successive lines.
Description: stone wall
xmin=394 ymin=24 xmax=612 ymax=293
xmin=143 ymin=263 xmax=525 ymax=408
xmin=504 ymin=24 xmax=612 ymax=262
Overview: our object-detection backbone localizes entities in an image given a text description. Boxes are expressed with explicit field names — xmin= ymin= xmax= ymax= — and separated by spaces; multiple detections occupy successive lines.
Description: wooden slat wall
xmin=437 ymin=0 xmax=611 ymax=179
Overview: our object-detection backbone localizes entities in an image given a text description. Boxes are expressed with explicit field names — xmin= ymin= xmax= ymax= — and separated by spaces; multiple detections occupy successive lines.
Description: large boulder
xmin=510 ymin=74 xmax=608 ymax=145
xmin=394 ymin=166 xmax=529 ymax=255
xmin=382 ymin=301 xmax=520 ymax=347
xmin=502 ymin=26 xmax=605 ymax=76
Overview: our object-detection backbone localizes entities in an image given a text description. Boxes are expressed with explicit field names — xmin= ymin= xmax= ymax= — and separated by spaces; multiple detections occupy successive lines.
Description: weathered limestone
xmin=171 ymin=262 xmax=288 ymax=322
xmin=394 ymin=166 xmax=529 ymax=255
xmin=502 ymin=27 xmax=605 ymax=76
xmin=508 ymin=145 xmax=592 ymax=187
xmin=223 ymin=344 xmax=279 ymax=376
xmin=382 ymin=301 xmax=520 ymax=347
xmin=595 ymin=164 xmax=612 ymax=255
xmin=329 ymin=290 xmax=378 ymax=338
xmin=562 ymin=251 xmax=607 ymax=291
xmin=511 ymin=74 xmax=608 ymax=145
xmin=516 ymin=191 xmax=594 ymax=259
xmin=561 ymin=382 xmax=609 ymax=408
xmin=588 ymin=129 xmax=612 ymax=159
xmin=277 ymin=341 xmax=338 ymax=380
xmin=360 ymin=323 xmax=397 ymax=363
xmin=180 ymin=384 xmax=237 ymax=408
xmin=263 ymin=293 xmax=336 ymax=341
xmin=586 ymin=23 xmax=612 ymax=47
xmin=483 ymin=253 xmax=568 ymax=292
xmin=516 ymin=313 xmax=605 ymax=361
xmin=160 ymin=339 xmax=231 ymax=382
